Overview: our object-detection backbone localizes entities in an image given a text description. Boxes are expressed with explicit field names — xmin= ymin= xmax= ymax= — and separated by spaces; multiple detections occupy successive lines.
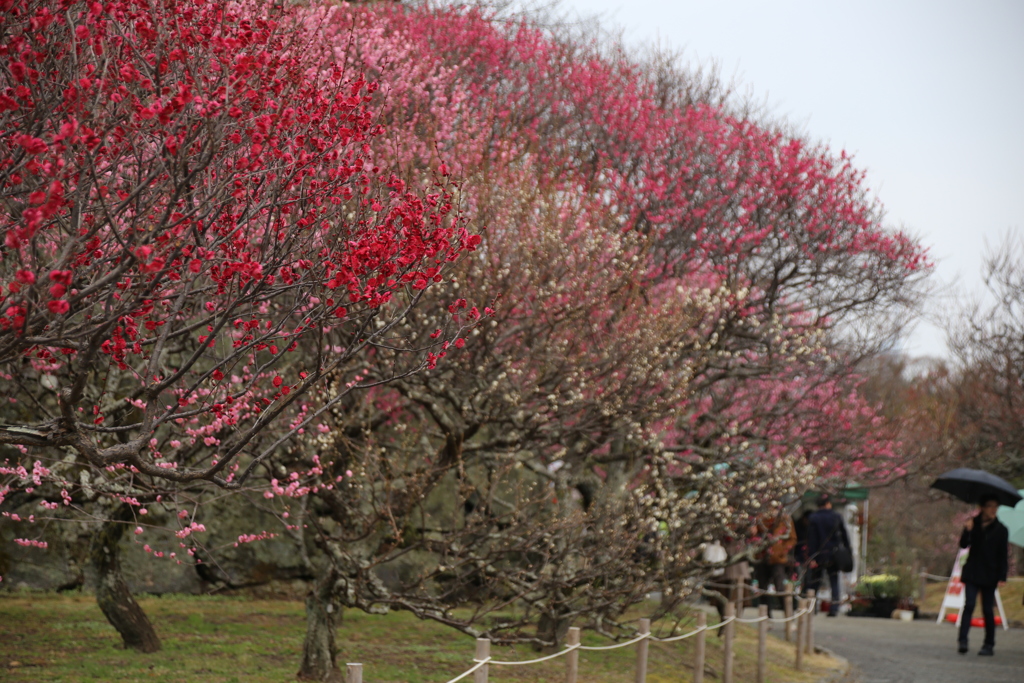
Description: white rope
xmin=767 ymin=609 xmax=808 ymax=623
xmin=651 ymin=625 xmax=709 ymax=642
xmin=443 ymin=604 xmax=807 ymax=682
xmin=766 ymin=599 xmax=816 ymax=623
xmin=487 ymin=643 xmax=580 ymax=666
xmin=580 ymin=616 xmax=733 ymax=649
xmin=578 ymin=631 xmax=652 ymax=651
xmin=443 ymin=657 xmax=491 ymax=683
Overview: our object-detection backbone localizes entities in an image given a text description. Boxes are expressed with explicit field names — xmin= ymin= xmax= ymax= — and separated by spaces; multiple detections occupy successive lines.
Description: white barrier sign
xmin=936 ymin=548 xmax=967 ymax=623
xmin=936 ymin=547 xmax=1008 ymax=631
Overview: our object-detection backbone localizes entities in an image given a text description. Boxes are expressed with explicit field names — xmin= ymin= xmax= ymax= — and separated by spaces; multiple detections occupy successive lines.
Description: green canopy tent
xmin=800 ymin=484 xmax=870 ymax=504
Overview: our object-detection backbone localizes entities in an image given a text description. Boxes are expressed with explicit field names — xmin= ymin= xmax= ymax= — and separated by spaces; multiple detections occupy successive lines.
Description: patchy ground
xmin=0 ymin=592 xmax=836 ymax=682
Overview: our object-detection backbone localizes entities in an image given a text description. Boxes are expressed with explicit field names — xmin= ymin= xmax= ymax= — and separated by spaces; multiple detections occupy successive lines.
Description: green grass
xmin=0 ymin=592 xmax=838 ymax=682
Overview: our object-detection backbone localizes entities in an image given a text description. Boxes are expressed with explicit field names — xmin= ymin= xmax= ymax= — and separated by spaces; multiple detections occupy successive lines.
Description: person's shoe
xmin=957 ymin=640 xmax=968 ymax=654
xmin=826 ymin=612 xmax=837 ymax=617
xmin=978 ymin=646 xmax=994 ymax=656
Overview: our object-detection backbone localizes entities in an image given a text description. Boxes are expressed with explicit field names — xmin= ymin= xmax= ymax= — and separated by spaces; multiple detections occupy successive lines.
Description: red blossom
xmin=47 ymin=300 xmax=69 ymax=315
xmin=13 ymin=133 xmax=46 ymax=154
xmin=0 ymin=0 xmax=473 ymax=493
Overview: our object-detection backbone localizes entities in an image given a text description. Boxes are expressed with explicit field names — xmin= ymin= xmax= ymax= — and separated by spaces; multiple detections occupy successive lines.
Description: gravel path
xmin=810 ymin=614 xmax=1024 ymax=683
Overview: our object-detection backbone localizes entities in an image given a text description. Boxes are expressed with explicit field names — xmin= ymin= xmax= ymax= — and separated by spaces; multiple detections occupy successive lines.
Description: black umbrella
xmin=930 ymin=468 xmax=1023 ymax=507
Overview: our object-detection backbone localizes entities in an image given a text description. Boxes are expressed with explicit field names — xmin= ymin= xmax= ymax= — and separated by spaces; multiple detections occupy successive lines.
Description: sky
xmin=551 ymin=0 xmax=1024 ymax=359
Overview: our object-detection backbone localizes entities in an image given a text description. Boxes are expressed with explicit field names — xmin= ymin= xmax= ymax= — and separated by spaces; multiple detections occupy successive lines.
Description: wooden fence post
xmin=919 ymin=572 xmax=928 ymax=601
xmin=635 ymin=618 xmax=650 ymax=683
xmin=794 ymin=599 xmax=805 ymax=671
xmin=784 ymin=593 xmax=794 ymax=642
xmin=474 ymin=638 xmax=490 ymax=683
xmin=346 ymin=663 xmax=362 ymax=683
xmin=757 ymin=604 xmax=768 ymax=683
xmin=693 ymin=611 xmax=707 ymax=683
xmin=805 ymin=589 xmax=816 ymax=655
xmin=565 ymin=627 xmax=580 ymax=683
xmin=723 ymin=603 xmax=735 ymax=683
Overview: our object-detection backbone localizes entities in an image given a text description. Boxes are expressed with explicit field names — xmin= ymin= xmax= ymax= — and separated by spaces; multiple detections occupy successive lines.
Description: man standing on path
xmin=806 ymin=494 xmax=850 ymax=617
xmin=957 ymin=495 xmax=1009 ymax=656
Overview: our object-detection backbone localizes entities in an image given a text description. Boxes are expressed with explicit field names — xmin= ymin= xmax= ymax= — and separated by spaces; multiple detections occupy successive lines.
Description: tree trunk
xmin=297 ymin=569 xmax=343 ymax=682
xmin=535 ymin=608 xmax=571 ymax=652
xmin=90 ymin=504 xmax=161 ymax=653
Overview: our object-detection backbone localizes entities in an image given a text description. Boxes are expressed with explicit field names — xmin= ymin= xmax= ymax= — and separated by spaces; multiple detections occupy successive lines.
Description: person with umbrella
xmin=956 ymin=495 xmax=1009 ymax=656
xmin=931 ymin=468 xmax=1018 ymax=656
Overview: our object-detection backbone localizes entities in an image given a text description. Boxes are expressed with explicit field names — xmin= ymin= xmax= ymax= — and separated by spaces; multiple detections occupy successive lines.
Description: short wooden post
xmin=794 ymin=599 xmax=805 ymax=671
xmin=635 ymin=618 xmax=650 ymax=683
xmin=693 ymin=611 xmax=707 ymax=683
xmin=346 ymin=663 xmax=362 ymax=683
xmin=805 ymin=589 xmax=816 ymax=655
xmin=919 ymin=572 xmax=928 ymax=601
xmin=565 ymin=627 xmax=580 ymax=683
xmin=474 ymin=638 xmax=490 ymax=683
xmin=757 ymin=604 xmax=768 ymax=683
xmin=723 ymin=602 xmax=735 ymax=683
xmin=784 ymin=593 xmax=794 ymax=642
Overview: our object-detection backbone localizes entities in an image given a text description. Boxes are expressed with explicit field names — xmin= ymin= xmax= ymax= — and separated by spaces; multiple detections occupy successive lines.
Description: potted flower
xmin=855 ymin=573 xmax=911 ymax=618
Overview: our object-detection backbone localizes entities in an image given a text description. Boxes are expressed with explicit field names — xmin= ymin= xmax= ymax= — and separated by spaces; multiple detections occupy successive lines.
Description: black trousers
xmin=805 ymin=567 xmax=841 ymax=615
xmin=754 ymin=562 xmax=788 ymax=614
xmin=958 ymin=582 xmax=996 ymax=648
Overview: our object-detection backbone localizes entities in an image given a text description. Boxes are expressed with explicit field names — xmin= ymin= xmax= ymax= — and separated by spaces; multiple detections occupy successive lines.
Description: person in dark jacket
xmin=793 ymin=509 xmax=812 ymax=583
xmin=806 ymin=494 xmax=851 ymax=616
xmin=957 ymin=495 xmax=1009 ymax=656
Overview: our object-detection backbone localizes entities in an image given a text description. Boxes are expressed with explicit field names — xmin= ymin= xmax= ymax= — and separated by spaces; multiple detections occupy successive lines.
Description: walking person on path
xmin=957 ymin=495 xmax=1009 ymax=656
xmin=755 ymin=510 xmax=796 ymax=616
xmin=806 ymin=494 xmax=850 ymax=617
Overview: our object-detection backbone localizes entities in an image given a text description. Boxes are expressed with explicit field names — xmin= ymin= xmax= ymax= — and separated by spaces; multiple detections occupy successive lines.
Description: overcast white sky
xmin=551 ymin=0 xmax=1024 ymax=359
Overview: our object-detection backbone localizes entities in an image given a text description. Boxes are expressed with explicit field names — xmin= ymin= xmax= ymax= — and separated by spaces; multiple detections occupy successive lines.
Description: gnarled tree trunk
xmin=297 ymin=568 xmax=343 ymax=682
xmin=535 ymin=605 xmax=571 ymax=652
xmin=90 ymin=504 xmax=161 ymax=653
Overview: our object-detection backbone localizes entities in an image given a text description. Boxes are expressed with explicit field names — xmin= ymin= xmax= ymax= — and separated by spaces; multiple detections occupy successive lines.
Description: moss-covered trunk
xmin=297 ymin=569 xmax=343 ymax=682
xmin=89 ymin=504 xmax=161 ymax=653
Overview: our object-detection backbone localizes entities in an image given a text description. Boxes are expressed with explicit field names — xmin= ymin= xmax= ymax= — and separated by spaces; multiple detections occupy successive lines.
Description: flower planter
xmin=853 ymin=573 xmax=917 ymax=618
xmin=871 ymin=597 xmax=899 ymax=618
xmin=847 ymin=597 xmax=904 ymax=618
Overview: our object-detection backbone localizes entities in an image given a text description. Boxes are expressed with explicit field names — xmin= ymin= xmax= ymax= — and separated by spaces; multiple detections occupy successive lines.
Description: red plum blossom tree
xmin=232 ymin=4 xmax=931 ymax=678
xmin=0 ymin=1 xmax=931 ymax=678
xmin=0 ymin=0 xmax=476 ymax=652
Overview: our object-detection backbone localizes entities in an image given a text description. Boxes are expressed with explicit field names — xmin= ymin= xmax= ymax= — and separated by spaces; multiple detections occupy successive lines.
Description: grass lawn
xmin=0 ymin=592 xmax=838 ymax=682
xmin=919 ymin=576 xmax=1024 ymax=624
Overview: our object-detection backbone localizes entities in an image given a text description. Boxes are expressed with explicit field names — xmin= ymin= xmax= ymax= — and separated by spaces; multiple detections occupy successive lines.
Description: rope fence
xmin=917 ymin=571 xmax=952 ymax=601
xmin=342 ymin=592 xmax=822 ymax=683
xmin=486 ymin=643 xmax=580 ymax=665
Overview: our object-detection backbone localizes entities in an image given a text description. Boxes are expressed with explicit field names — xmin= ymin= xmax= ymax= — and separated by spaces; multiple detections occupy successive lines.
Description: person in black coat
xmin=957 ymin=495 xmax=1009 ymax=656
xmin=805 ymin=494 xmax=851 ymax=616
xmin=793 ymin=510 xmax=812 ymax=573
